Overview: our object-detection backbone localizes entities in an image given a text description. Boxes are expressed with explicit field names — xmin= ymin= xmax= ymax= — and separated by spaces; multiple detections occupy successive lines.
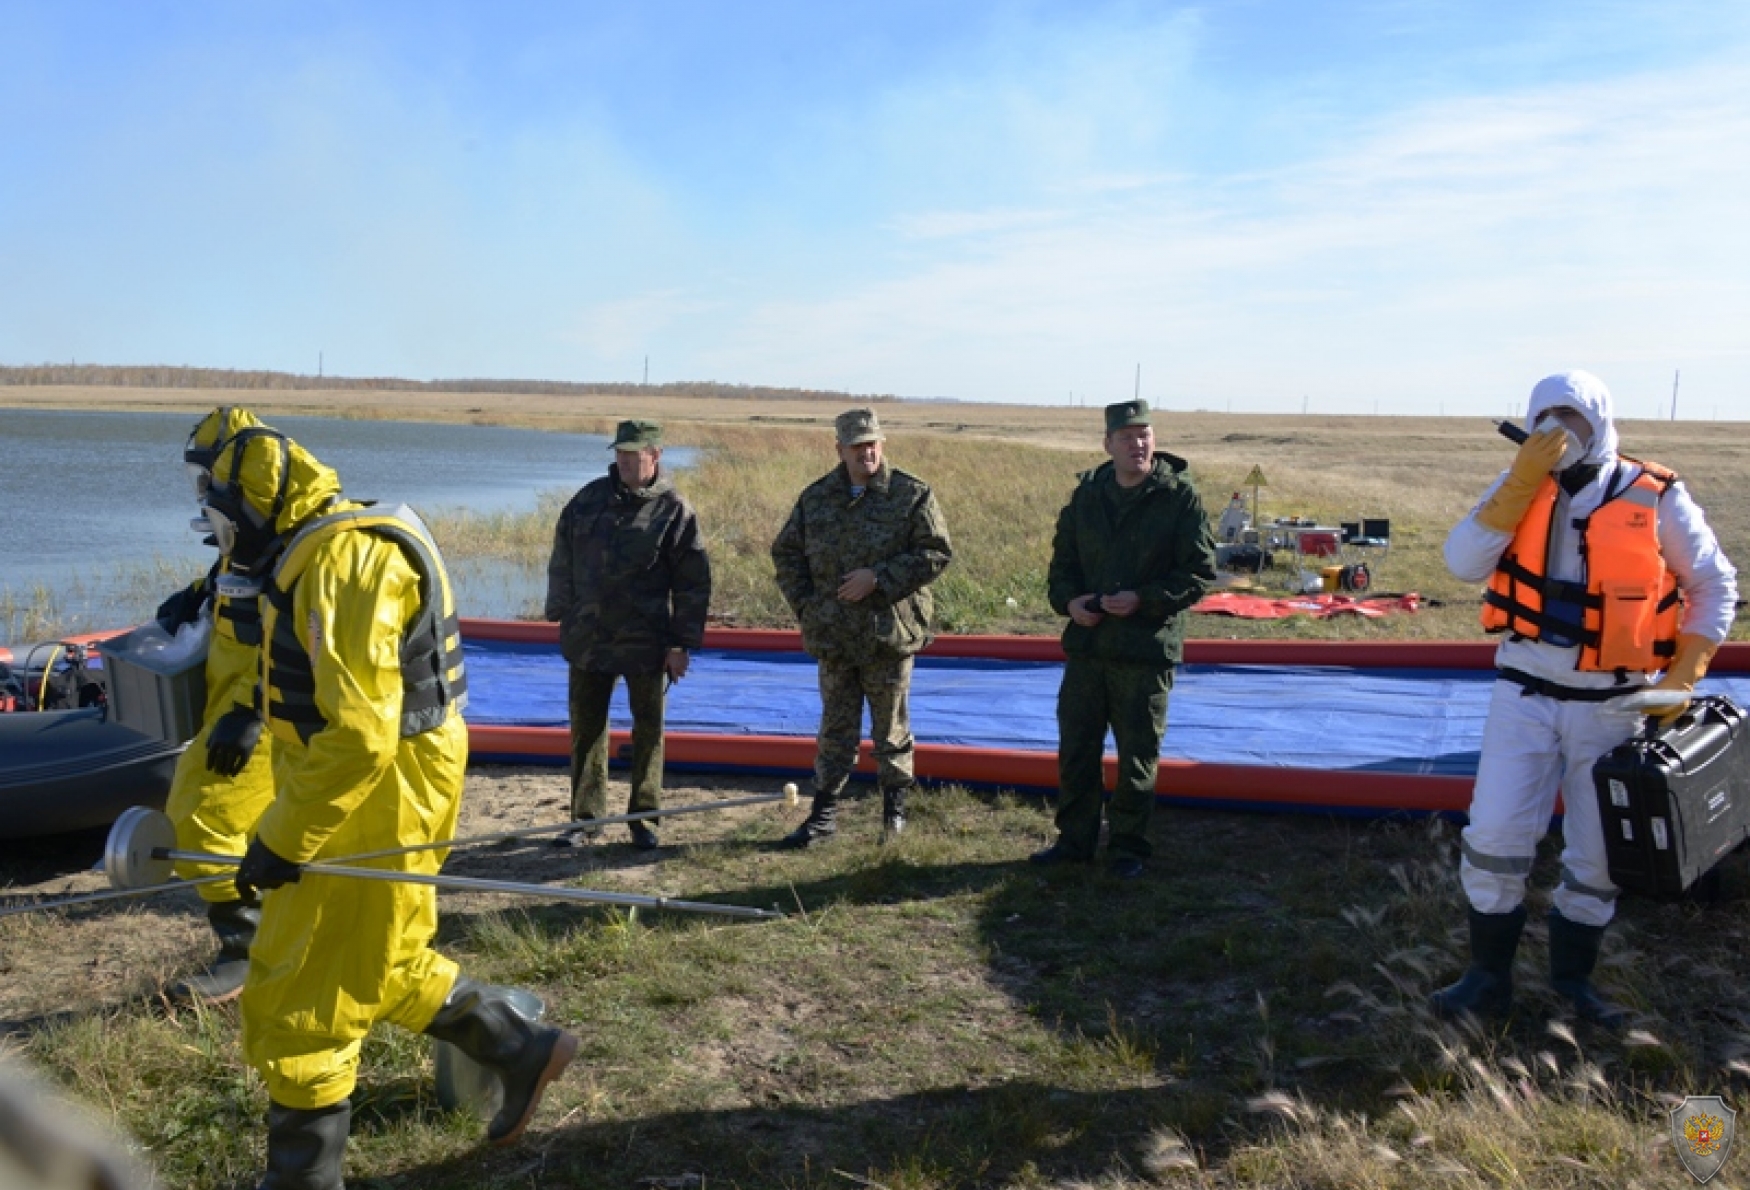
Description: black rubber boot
xmin=881 ymin=785 xmax=909 ymax=841
xmin=1547 ymin=911 xmax=1631 ymax=1029
xmin=424 ymin=977 xmax=580 ymax=1145
xmin=779 ymin=786 xmax=839 ymax=849
xmin=1430 ymin=905 xmax=1526 ymax=1019
xmin=171 ymin=897 xmax=260 ymax=1004
xmin=259 ymin=1100 xmax=350 ymax=1190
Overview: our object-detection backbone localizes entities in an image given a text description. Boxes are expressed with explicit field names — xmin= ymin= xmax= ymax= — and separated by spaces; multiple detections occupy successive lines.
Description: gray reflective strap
xmin=1462 ymin=837 xmax=1534 ymax=875
xmin=1560 ymin=865 xmax=1619 ymax=902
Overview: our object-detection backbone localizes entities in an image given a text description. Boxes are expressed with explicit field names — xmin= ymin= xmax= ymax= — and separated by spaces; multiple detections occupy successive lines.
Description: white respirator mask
xmin=200 ymin=502 xmax=239 ymax=556
xmin=1532 ymin=415 xmax=1588 ymax=472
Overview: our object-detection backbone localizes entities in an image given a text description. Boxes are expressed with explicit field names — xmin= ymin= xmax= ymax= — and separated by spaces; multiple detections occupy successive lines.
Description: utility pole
xmin=318 ymin=351 xmax=323 ymax=379
xmin=1134 ymin=364 xmax=1141 ymax=402
xmin=644 ymin=356 xmax=649 ymax=386
xmin=1670 ymin=369 xmax=1680 ymax=421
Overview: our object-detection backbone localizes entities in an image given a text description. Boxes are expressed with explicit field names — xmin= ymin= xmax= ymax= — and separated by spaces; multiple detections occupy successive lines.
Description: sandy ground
xmin=0 ymin=765 xmax=801 ymax=1028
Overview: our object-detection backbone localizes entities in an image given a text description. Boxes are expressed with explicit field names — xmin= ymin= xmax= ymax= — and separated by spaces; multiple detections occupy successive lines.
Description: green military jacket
xmin=771 ymin=462 xmax=953 ymax=663
xmin=546 ymin=466 xmax=712 ymax=674
xmin=1047 ymin=452 xmax=1217 ymax=667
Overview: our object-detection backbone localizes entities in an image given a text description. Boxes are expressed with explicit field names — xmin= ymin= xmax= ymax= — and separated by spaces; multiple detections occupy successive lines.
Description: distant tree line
xmin=0 ymin=363 xmax=887 ymax=403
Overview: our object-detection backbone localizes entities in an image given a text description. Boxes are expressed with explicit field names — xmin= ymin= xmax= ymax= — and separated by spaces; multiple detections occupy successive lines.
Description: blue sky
xmin=3 ymin=1 xmax=1747 ymax=416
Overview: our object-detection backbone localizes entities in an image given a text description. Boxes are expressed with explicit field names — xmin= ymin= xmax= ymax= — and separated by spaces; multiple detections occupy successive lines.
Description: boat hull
xmin=0 ymin=710 xmax=184 ymax=839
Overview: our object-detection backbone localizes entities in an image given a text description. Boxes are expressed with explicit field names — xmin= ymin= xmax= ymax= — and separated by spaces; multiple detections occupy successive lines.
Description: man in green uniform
xmin=545 ymin=419 xmax=711 ymax=849
xmin=772 ymin=409 xmax=953 ymax=846
xmin=1034 ymin=399 xmax=1216 ymax=878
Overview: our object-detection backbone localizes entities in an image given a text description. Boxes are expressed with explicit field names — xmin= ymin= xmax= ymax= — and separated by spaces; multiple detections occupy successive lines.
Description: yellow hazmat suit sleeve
xmin=1476 ymin=428 xmax=1568 ymax=534
xmin=166 ymin=602 xmax=275 ymax=901
xmin=242 ymin=528 xmax=466 ymax=1110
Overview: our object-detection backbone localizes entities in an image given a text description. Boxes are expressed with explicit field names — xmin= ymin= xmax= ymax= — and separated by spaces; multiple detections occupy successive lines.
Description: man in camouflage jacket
xmin=545 ymin=419 xmax=711 ymax=848
xmin=1034 ymin=399 xmax=1216 ymax=878
xmin=772 ymin=408 xmax=953 ymax=846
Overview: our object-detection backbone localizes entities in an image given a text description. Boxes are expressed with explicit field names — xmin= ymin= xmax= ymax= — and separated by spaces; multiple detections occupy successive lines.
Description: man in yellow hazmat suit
xmin=198 ymin=430 xmax=579 ymax=1188
xmin=156 ymin=406 xmax=279 ymax=1003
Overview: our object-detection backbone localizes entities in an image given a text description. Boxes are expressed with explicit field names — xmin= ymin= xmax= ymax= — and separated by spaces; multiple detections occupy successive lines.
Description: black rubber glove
xmin=206 ymin=706 xmax=264 ymax=777
xmin=234 ymin=836 xmax=301 ymax=901
xmin=154 ymin=585 xmax=207 ymax=634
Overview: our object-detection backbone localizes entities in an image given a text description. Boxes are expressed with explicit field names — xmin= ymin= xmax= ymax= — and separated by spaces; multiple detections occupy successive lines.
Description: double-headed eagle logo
xmin=1685 ymin=1111 xmax=1726 ymax=1157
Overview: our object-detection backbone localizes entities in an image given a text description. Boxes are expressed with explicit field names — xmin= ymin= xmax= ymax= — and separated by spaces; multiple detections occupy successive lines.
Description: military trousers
xmin=814 ymin=654 xmax=915 ymax=797
xmin=568 ymin=668 xmax=666 ymax=823
xmin=1054 ymin=656 xmax=1173 ymax=860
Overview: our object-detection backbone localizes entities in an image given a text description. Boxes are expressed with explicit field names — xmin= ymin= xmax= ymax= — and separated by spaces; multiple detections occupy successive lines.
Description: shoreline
xmin=12 ymin=383 xmax=1734 ymax=457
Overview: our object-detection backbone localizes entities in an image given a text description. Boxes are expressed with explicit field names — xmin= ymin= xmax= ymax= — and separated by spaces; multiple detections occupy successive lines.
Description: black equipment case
xmin=1593 ymin=695 xmax=1750 ymax=898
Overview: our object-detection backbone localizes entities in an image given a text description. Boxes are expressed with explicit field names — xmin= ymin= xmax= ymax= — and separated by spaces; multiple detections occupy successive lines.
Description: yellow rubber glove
xmin=1650 ymin=633 xmax=1720 ymax=724
xmin=1476 ymin=427 xmax=1568 ymax=533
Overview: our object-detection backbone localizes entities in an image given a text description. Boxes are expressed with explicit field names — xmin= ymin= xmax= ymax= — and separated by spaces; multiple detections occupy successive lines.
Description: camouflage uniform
xmin=1045 ymin=404 xmax=1216 ymax=863
xmin=772 ymin=426 xmax=951 ymax=840
xmin=545 ymin=456 xmax=710 ymax=823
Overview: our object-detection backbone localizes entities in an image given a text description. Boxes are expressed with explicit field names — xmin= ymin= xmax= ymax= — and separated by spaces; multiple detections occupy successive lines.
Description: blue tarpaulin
xmin=462 ymin=639 xmax=1750 ymax=778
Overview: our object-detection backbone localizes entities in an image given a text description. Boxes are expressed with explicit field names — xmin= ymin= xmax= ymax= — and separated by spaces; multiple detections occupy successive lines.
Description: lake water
xmin=0 ymin=409 xmax=665 ymax=643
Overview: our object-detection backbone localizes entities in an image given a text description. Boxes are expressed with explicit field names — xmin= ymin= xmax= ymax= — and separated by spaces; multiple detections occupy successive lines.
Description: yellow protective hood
xmin=209 ymin=430 xmax=343 ymax=535
xmin=185 ymin=405 xmax=266 ymax=466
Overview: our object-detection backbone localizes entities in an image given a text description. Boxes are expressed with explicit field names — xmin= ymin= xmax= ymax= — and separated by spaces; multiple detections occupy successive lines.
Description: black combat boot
xmin=259 ymin=1100 xmax=350 ymax=1190
xmin=1430 ymin=905 xmax=1526 ymax=1019
xmin=170 ymin=897 xmax=260 ymax=1004
xmin=881 ymin=784 xmax=909 ymax=841
xmin=1547 ymin=911 xmax=1631 ymax=1029
xmin=423 ymin=978 xmax=580 ymax=1145
xmin=779 ymin=786 xmax=839 ymax=849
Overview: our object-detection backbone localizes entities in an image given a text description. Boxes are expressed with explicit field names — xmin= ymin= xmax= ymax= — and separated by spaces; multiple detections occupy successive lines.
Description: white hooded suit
xmin=1445 ymin=371 xmax=1737 ymax=927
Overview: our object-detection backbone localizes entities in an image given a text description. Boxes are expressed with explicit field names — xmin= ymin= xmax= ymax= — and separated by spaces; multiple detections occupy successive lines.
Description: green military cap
xmin=834 ymin=408 xmax=885 ymax=446
xmin=1104 ymin=399 xmax=1151 ymax=432
xmin=611 ymin=419 xmax=663 ymax=451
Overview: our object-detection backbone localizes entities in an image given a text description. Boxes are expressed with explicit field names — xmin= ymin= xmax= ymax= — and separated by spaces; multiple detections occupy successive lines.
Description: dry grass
xmin=5 ymin=386 xmax=1749 ymax=1189
xmin=14 ymin=386 xmax=1749 ymax=644
xmin=421 ymin=409 xmax=1750 ymax=643
xmin=8 ymin=781 xmax=1748 ymax=1189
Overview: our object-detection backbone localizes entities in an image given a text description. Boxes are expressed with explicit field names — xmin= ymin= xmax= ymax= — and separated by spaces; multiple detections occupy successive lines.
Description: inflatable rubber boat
xmin=0 ymin=636 xmax=192 ymax=840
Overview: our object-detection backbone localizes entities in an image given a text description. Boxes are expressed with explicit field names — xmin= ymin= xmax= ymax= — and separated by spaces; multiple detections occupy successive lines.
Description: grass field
xmin=2 ymin=386 xmax=1748 ymax=1189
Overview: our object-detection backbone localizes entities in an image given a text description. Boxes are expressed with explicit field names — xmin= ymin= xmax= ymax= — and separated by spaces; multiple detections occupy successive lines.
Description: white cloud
xmin=691 ymin=46 xmax=1750 ymax=415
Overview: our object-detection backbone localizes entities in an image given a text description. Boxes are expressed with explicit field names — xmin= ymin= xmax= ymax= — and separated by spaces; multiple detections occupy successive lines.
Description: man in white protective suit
xmin=1433 ymin=370 xmax=1737 ymax=1027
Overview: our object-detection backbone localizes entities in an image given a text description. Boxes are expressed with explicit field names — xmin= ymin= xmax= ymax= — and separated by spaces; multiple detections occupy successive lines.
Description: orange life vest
xmin=1481 ymin=458 xmax=1681 ymax=672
